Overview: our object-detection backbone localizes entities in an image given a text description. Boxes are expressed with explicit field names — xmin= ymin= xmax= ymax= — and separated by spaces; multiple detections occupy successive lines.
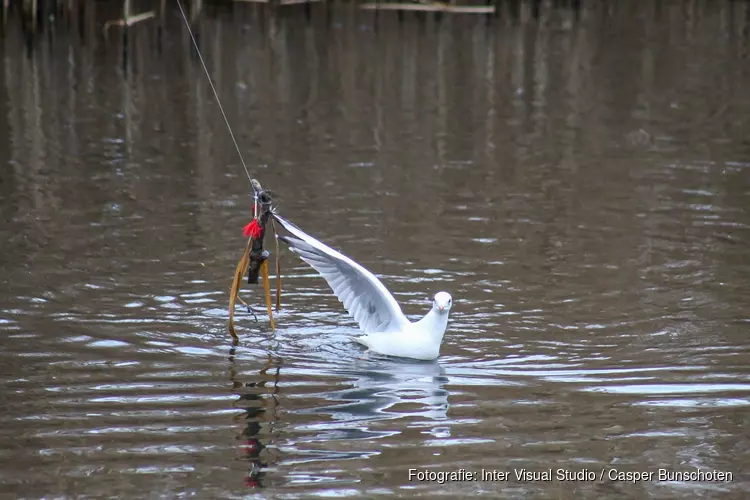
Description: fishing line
xmin=175 ymin=0 xmax=253 ymax=187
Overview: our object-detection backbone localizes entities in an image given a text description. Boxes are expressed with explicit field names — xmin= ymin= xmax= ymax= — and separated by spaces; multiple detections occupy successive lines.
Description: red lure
xmin=242 ymin=219 xmax=263 ymax=239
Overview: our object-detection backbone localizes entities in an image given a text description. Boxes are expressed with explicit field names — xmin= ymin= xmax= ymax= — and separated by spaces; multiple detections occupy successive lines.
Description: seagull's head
xmin=433 ymin=292 xmax=453 ymax=314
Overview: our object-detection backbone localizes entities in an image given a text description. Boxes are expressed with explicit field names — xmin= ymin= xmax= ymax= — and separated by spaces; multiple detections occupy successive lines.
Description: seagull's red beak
xmin=438 ymin=305 xmax=445 ymax=312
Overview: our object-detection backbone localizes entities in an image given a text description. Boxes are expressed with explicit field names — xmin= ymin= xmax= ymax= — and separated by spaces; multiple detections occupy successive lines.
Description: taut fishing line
xmin=174 ymin=0 xmax=253 ymax=187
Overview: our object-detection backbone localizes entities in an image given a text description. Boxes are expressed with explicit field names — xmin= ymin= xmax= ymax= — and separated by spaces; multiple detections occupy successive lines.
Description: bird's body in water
xmin=353 ymin=292 xmax=452 ymax=361
xmin=273 ymin=214 xmax=453 ymax=361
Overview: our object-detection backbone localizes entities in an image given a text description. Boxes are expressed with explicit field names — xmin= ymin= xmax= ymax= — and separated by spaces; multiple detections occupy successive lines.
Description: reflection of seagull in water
xmin=273 ymin=214 xmax=453 ymax=361
xmin=346 ymin=359 xmax=450 ymax=421
xmin=305 ymin=359 xmax=450 ymax=428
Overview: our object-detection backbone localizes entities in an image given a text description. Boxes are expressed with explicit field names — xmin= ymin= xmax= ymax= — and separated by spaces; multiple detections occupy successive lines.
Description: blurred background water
xmin=1 ymin=0 xmax=749 ymax=498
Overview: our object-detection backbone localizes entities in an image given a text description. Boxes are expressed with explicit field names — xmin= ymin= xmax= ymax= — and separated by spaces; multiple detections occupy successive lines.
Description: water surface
xmin=1 ymin=1 xmax=750 ymax=498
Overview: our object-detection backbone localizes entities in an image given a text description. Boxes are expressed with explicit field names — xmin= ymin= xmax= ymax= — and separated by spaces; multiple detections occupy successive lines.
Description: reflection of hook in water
xmin=228 ymin=346 xmax=282 ymax=489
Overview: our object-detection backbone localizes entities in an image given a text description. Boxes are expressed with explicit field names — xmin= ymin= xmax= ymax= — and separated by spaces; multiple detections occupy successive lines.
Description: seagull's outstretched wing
xmin=273 ymin=214 xmax=410 ymax=334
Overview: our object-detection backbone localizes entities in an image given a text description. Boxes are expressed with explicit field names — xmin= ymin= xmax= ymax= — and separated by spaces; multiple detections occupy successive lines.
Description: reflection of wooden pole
xmin=31 ymin=0 xmax=37 ymax=31
xmin=191 ymin=0 xmax=202 ymax=25
xmin=122 ymin=0 xmax=130 ymax=68
xmin=436 ymin=20 xmax=447 ymax=164
xmin=21 ymin=0 xmax=38 ymax=36
xmin=484 ymin=24 xmax=495 ymax=162
xmin=2 ymin=0 xmax=9 ymax=29
xmin=67 ymin=0 xmax=75 ymax=34
xmin=78 ymin=0 xmax=86 ymax=40
xmin=486 ymin=0 xmax=498 ymax=18
xmin=157 ymin=0 xmax=166 ymax=51
xmin=509 ymin=0 xmax=519 ymax=20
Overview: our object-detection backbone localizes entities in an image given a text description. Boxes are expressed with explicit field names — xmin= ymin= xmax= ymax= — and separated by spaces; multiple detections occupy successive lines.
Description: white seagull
xmin=273 ymin=214 xmax=452 ymax=361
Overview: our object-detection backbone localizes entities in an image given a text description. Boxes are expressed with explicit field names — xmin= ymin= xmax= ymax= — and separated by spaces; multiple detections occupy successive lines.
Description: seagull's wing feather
xmin=273 ymin=214 xmax=410 ymax=334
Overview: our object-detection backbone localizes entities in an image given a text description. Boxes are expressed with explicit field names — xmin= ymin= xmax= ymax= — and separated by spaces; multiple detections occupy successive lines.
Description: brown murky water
xmin=1 ymin=1 xmax=750 ymax=498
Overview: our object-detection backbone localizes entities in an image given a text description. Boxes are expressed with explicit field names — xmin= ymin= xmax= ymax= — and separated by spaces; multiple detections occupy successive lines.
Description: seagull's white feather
xmin=273 ymin=214 xmax=453 ymax=360
xmin=273 ymin=214 xmax=411 ymax=334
